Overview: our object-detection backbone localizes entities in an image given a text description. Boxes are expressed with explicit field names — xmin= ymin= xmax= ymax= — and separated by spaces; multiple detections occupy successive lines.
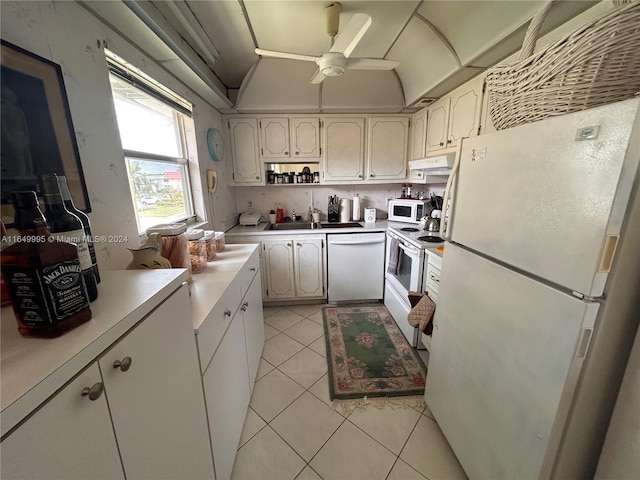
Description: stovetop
xmin=387 ymin=222 xmax=444 ymax=249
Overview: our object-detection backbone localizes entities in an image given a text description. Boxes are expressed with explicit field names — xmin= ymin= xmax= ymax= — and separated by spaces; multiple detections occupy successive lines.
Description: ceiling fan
xmin=254 ymin=2 xmax=400 ymax=84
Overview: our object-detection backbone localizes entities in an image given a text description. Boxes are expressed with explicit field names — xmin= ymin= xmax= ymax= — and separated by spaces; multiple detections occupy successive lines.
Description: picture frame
xmin=1 ymin=39 xmax=90 ymax=226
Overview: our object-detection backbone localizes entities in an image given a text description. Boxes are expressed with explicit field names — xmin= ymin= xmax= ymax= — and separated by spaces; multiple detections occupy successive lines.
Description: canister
xmin=146 ymin=223 xmax=192 ymax=280
xmin=214 ymin=231 xmax=226 ymax=252
xmin=187 ymin=229 xmax=207 ymax=274
xmin=202 ymin=230 xmax=217 ymax=261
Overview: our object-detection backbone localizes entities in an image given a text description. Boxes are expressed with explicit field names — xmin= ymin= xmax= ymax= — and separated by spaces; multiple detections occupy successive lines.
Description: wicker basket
xmin=486 ymin=0 xmax=640 ymax=130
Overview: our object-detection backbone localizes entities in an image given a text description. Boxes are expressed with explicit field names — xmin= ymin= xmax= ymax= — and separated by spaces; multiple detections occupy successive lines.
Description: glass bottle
xmin=56 ymin=174 xmax=101 ymax=283
xmin=40 ymin=175 xmax=98 ymax=301
xmin=0 ymin=191 xmax=92 ymax=337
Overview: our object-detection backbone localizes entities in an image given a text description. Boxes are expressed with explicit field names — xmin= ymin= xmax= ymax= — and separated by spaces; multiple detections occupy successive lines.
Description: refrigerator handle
xmin=440 ymin=142 xmax=463 ymax=240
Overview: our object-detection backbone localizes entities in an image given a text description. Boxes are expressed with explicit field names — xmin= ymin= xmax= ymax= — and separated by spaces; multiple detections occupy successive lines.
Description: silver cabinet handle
xmin=296 ymin=242 xmax=302 ymax=247
xmin=286 ymin=243 xmax=292 ymax=247
xmin=81 ymin=382 xmax=104 ymax=401
xmin=250 ymin=267 xmax=256 ymax=271
xmin=430 ymin=274 xmax=440 ymax=283
xmin=224 ymin=309 xmax=232 ymax=316
xmin=241 ymin=301 xmax=249 ymax=312
xmin=113 ymin=356 xmax=132 ymax=372
xmin=370 ymin=173 xmax=375 ymax=177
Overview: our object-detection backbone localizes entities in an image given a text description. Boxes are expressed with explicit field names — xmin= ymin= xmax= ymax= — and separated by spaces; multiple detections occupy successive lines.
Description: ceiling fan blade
xmin=255 ymin=48 xmax=318 ymax=63
xmin=309 ymin=69 xmax=326 ymax=84
xmin=329 ymin=13 xmax=372 ymax=58
xmin=346 ymin=58 xmax=400 ymax=70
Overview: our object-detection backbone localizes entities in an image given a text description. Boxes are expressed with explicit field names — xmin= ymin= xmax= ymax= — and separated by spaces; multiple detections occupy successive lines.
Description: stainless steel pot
xmin=424 ymin=217 xmax=440 ymax=231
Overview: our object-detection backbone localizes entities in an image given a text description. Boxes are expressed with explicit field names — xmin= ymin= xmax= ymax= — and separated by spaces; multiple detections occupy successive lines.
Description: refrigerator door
xmin=426 ymin=243 xmax=599 ymax=479
xmin=449 ymin=99 xmax=640 ymax=297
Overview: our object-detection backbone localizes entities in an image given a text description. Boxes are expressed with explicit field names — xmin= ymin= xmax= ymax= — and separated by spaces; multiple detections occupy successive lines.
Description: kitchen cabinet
xmin=410 ymin=108 xmax=428 ymax=160
xmin=426 ymin=75 xmax=485 ymax=153
xmin=323 ymin=117 xmax=366 ymax=182
xmin=98 ymin=284 xmax=214 ymax=480
xmin=229 ymin=117 xmax=263 ymax=184
xmin=263 ymin=236 xmax=325 ymax=300
xmin=190 ymin=245 xmax=264 ymax=480
xmin=260 ymin=117 xmax=321 ymax=159
xmin=0 ymin=364 xmax=125 ymax=480
xmin=366 ymin=116 xmax=409 ymax=181
xmin=0 ymin=271 xmax=214 ymax=480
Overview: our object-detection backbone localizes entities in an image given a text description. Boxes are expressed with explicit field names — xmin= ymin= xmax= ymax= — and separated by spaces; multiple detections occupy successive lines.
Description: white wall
xmin=1 ymin=0 xmax=234 ymax=269
xmin=233 ymin=183 xmax=446 ymax=221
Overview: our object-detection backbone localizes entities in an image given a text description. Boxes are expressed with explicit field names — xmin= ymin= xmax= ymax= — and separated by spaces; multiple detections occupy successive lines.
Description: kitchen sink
xmin=320 ymin=222 xmax=363 ymax=228
xmin=265 ymin=222 xmax=318 ymax=230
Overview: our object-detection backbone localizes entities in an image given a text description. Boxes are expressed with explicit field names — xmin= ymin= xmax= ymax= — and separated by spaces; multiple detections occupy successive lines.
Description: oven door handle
xmin=398 ymin=243 xmax=420 ymax=258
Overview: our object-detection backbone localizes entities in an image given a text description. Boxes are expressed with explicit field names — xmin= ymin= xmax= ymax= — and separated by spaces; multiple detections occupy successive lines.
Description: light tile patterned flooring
xmin=231 ymin=304 xmax=468 ymax=480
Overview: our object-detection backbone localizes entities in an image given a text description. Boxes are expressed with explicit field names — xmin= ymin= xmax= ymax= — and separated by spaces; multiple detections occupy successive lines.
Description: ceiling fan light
xmin=321 ymin=65 xmax=345 ymax=77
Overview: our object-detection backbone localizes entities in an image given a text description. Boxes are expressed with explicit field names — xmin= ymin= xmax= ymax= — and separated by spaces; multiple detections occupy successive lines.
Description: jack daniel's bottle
xmin=40 ymin=174 xmax=98 ymax=301
xmin=0 ymin=191 xmax=92 ymax=337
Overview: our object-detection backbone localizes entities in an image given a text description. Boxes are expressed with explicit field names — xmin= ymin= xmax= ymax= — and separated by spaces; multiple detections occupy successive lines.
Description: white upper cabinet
xmin=410 ymin=108 xmax=428 ymax=160
xmin=229 ymin=118 xmax=264 ymax=185
xmin=259 ymin=117 xmax=290 ymax=158
xmin=259 ymin=117 xmax=321 ymax=160
xmin=323 ymin=117 xmax=366 ymax=182
xmin=366 ymin=116 xmax=409 ymax=181
xmin=426 ymin=75 xmax=485 ymax=153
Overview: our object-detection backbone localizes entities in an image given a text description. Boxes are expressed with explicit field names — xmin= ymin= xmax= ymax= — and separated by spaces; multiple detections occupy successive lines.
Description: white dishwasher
xmin=327 ymin=232 xmax=386 ymax=303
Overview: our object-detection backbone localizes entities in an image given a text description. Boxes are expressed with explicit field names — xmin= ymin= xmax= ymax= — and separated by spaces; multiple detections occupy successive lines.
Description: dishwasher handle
xmin=328 ymin=238 xmax=385 ymax=246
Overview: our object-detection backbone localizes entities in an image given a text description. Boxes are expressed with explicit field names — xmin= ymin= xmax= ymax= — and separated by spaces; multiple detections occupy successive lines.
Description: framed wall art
xmin=1 ymin=39 xmax=90 ymax=226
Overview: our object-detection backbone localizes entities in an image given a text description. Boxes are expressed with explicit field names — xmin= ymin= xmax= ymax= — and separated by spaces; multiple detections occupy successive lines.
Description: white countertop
xmin=227 ymin=220 xmax=389 ymax=236
xmin=189 ymin=243 xmax=259 ymax=331
xmin=1 ymin=268 xmax=189 ymax=437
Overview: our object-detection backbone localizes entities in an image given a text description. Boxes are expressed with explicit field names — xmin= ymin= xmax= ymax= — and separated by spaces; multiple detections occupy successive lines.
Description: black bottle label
xmin=41 ymin=260 xmax=90 ymax=319
xmin=3 ymin=267 xmax=53 ymax=326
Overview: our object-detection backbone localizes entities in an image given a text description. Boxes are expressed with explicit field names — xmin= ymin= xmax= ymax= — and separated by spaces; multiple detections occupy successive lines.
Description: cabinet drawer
xmin=238 ymin=248 xmax=260 ymax=297
xmin=425 ymin=261 xmax=441 ymax=301
xmin=196 ymin=279 xmax=242 ymax=371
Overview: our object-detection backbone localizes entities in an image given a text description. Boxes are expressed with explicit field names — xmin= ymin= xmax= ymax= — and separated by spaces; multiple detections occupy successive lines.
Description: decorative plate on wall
xmin=207 ymin=127 xmax=224 ymax=162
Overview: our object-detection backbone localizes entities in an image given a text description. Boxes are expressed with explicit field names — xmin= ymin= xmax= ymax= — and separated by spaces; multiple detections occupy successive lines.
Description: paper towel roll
xmin=352 ymin=194 xmax=361 ymax=221
xmin=339 ymin=198 xmax=351 ymax=222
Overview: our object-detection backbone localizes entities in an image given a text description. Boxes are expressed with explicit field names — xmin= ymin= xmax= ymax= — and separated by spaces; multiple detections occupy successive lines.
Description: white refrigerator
xmin=426 ymin=98 xmax=640 ymax=479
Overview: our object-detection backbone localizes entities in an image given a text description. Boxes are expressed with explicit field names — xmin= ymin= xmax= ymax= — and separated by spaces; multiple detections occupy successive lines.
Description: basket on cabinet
xmin=486 ymin=0 xmax=640 ymax=131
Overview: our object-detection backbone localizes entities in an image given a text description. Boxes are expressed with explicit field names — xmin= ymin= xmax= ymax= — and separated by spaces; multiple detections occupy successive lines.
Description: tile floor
xmin=230 ymin=304 xmax=468 ymax=480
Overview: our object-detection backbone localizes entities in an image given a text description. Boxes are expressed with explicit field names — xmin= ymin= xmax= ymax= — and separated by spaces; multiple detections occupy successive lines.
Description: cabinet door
xmin=242 ymin=272 xmax=265 ymax=387
xmin=425 ymin=97 xmax=450 ymax=153
xmin=367 ymin=117 xmax=409 ymax=181
xmin=447 ymin=75 xmax=485 ymax=148
xmin=291 ymin=117 xmax=321 ymax=158
xmin=263 ymin=240 xmax=295 ymax=299
xmin=293 ymin=237 xmax=325 ymax=298
xmin=229 ymin=118 xmax=263 ymax=184
xmin=99 ymin=285 xmax=215 ymax=480
xmin=410 ymin=108 xmax=428 ymax=160
xmin=0 ymin=364 xmax=124 ymax=480
xmin=323 ymin=117 xmax=365 ymax=181
xmin=203 ymin=314 xmax=251 ymax=480
xmin=260 ymin=117 xmax=290 ymax=158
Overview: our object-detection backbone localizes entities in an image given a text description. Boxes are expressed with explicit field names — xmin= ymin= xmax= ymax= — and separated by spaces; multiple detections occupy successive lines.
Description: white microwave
xmin=388 ymin=199 xmax=430 ymax=224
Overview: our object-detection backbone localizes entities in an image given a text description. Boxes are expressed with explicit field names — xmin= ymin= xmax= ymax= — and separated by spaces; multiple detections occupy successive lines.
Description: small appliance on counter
xmin=239 ymin=211 xmax=262 ymax=226
xmin=364 ymin=208 xmax=376 ymax=223
xmin=388 ymin=199 xmax=429 ymax=224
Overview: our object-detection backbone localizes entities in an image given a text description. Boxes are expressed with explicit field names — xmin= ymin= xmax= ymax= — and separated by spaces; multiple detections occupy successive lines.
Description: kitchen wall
xmin=0 ymin=0 xmax=235 ymax=269
xmin=234 ymin=183 xmax=446 ymax=221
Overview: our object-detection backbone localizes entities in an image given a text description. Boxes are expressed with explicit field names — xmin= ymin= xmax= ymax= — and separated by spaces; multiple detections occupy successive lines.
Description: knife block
xmin=327 ymin=203 xmax=339 ymax=222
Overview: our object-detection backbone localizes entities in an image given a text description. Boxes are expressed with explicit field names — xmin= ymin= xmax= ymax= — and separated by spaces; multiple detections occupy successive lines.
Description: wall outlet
xmin=248 ymin=201 xmax=253 ymax=209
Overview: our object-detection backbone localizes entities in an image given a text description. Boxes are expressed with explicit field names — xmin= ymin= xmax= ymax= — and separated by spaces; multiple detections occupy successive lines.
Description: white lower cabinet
xmin=100 ymin=284 xmax=214 ymax=480
xmin=0 ymin=364 xmax=125 ymax=480
xmin=0 ymin=280 xmax=214 ymax=480
xmin=203 ymin=313 xmax=251 ymax=480
xmin=263 ymin=237 xmax=325 ymax=300
xmin=242 ymin=273 xmax=265 ymax=387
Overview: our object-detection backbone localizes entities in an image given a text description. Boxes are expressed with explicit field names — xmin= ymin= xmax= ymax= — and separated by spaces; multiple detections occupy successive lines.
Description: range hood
xmin=409 ymin=152 xmax=456 ymax=176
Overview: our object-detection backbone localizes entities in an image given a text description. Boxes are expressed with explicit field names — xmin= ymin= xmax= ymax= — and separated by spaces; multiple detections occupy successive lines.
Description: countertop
xmin=226 ymin=220 xmax=389 ymax=236
xmin=1 ymin=268 xmax=189 ymax=437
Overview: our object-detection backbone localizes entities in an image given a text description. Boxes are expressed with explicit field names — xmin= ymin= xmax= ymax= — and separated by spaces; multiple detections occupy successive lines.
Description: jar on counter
xmin=146 ymin=223 xmax=192 ymax=281
xmin=187 ymin=229 xmax=207 ymax=274
xmin=214 ymin=231 xmax=226 ymax=252
xmin=202 ymin=230 xmax=217 ymax=261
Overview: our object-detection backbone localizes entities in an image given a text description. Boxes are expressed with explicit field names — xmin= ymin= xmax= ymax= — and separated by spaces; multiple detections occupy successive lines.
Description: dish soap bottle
xmin=276 ymin=203 xmax=284 ymax=223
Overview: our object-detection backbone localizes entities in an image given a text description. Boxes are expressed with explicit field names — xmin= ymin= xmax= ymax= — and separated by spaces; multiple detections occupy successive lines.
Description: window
xmin=107 ymin=53 xmax=196 ymax=234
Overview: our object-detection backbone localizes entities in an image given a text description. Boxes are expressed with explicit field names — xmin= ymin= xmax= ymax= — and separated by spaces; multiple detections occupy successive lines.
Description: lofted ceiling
xmin=82 ymin=0 xmax=599 ymax=113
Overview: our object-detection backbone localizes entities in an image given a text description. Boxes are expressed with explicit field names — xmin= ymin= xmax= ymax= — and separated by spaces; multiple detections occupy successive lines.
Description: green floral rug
xmin=323 ymin=305 xmax=427 ymax=401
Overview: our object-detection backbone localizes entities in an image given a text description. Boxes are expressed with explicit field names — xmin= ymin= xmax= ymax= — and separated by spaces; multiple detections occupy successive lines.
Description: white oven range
xmin=384 ymin=222 xmax=443 ymax=348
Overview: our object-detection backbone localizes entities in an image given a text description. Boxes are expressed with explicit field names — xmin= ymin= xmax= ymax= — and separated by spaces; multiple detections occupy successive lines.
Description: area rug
xmin=323 ymin=305 xmax=427 ymax=410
